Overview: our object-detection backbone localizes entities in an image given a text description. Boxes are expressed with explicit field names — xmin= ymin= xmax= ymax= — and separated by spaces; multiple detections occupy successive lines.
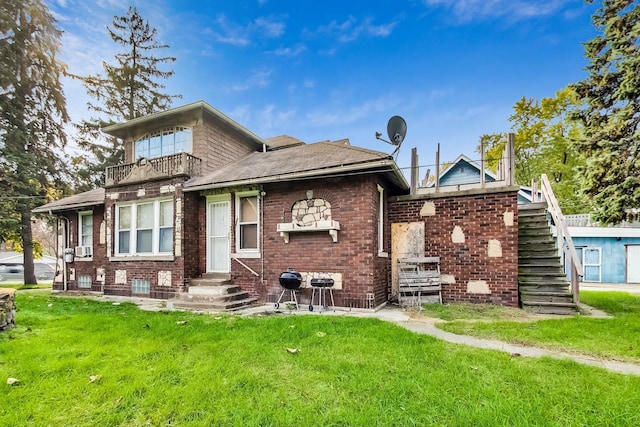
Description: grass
xmin=0 ymin=282 xmax=52 ymax=291
xmin=434 ymin=291 xmax=640 ymax=362
xmin=1 ymin=293 xmax=639 ymax=426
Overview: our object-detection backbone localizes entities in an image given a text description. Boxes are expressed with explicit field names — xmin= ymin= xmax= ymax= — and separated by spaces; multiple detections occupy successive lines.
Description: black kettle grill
xmin=275 ymin=269 xmax=302 ymax=309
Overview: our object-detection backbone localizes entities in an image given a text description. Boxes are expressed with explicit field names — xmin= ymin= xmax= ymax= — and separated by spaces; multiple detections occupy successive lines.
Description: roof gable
xmin=435 ymin=154 xmax=497 ymax=187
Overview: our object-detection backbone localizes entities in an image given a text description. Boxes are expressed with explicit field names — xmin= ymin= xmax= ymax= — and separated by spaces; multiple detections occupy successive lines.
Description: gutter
xmin=184 ymin=159 xmax=409 ymax=193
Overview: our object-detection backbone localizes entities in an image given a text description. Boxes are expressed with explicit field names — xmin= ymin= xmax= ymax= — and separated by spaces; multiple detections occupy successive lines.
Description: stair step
xmin=522 ymin=302 xmax=577 ymax=315
xmin=168 ymin=297 xmax=258 ymax=312
xmin=518 ymin=256 xmax=561 ymax=263
xmin=518 ymin=202 xmax=547 ymax=211
xmin=189 ymin=277 xmax=232 ymax=287
xmin=520 ymin=291 xmax=574 ymax=303
xmin=188 ymin=284 xmax=241 ymax=297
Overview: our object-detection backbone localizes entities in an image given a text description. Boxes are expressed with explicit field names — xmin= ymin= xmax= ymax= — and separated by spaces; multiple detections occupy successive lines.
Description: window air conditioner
xmin=75 ymin=246 xmax=93 ymax=257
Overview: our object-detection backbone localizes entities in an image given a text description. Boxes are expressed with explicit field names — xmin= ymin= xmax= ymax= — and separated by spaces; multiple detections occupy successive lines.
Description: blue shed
xmin=563 ymin=226 xmax=640 ymax=284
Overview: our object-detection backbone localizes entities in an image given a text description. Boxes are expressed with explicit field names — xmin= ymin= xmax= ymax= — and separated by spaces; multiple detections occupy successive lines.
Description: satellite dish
xmin=387 ymin=116 xmax=407 ymax=146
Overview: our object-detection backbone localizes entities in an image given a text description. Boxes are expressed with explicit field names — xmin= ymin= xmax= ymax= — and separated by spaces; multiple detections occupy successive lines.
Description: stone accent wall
xmin=388 ymin=187 xmax=519 ymax=307
xmin=0 ymin=288 xmax=16 ymax=331
xmin=291 ymin=197 xmax=332 ymax=225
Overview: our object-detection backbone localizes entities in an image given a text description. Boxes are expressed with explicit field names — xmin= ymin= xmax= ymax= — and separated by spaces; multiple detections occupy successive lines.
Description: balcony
xmin=105 ymin=153 xmax=202 ymax=187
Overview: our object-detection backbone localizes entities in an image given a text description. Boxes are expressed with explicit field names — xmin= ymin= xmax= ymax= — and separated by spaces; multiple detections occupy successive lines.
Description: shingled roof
xmin=185 ymin=140 xmax=407 ymax=191
xmin=32 ymin=188 xmax=105 ymax=213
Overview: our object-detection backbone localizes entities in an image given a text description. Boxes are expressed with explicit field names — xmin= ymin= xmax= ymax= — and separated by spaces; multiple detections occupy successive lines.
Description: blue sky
xmin=48 ymin=0 xmax=599 ymax=173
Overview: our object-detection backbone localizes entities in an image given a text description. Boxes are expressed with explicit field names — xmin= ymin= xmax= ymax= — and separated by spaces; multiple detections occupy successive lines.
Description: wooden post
xmin=410 ymin=147 xmax=417 ymax=195
xmin=480 ymin=137 xmax=485 ymax=188
xmin=435 ymin=143 xmax=440 ymax=193
xmin=507 ymin=133 xmax=515 ymax=186
xmin=572 ymin=261 xmax=580 ymax=304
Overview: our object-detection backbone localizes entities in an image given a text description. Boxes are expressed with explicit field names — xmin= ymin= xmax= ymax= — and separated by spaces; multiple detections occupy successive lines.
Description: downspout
xmin=59 ymin=215 xmax=70 ymax=292
xmin=260 ymin=187 xmax=265 ymax=283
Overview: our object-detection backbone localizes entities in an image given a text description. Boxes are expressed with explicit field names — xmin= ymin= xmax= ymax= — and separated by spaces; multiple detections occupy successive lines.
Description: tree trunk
xmin=20 ymin=208 xmax=37 ymax=285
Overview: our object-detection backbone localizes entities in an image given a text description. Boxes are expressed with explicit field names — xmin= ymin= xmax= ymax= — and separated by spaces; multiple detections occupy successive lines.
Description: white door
xmin=627 ymin=245 xmax=640 ymax=283
xmin=207 ymin=200 xmax=230 ymax=273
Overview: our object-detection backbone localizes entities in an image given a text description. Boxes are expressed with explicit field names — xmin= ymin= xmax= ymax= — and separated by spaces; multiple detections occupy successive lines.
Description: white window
xmin=377 ymin=185 xmax=387 ymax=256
xmin=134 ymin=126 xmax=192 ymax=160
xmin=582 ymin=247 xmax=602 ymax=282
xmin=236 ymin=192 xmax=259 ymax=252
xmin=115 ymin=199 xmax=173 ymax=255
xmin=78 ymin=211 xmax=93 ymax=247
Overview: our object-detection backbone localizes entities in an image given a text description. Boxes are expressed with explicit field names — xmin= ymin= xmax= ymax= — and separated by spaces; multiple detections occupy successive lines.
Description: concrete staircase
xmin=167 ymin=273 xmax=257 ymax=312
xmin=518 ymin=203 xmax=578 ymax=314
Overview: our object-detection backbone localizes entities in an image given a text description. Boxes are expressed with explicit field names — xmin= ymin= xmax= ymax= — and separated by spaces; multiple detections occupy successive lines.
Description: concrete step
xmin=168 ymin=296 xmax=259 ymax=312
xmin=188 ymin=284 xmax=241 ymax=297
xmin=189 ymin=277 xmax=232 ymax=287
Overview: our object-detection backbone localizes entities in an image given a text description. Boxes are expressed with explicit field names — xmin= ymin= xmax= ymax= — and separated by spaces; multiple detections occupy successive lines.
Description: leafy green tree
xmin=480 ymin=88 xmax=589 ymax=214
xmin=572 ymin=0 xmax=640 ymax=224
xmin=71 ymin=6 xmax=180 ymax=190
xmin=0 ymin=0 xmax=69 ymax=283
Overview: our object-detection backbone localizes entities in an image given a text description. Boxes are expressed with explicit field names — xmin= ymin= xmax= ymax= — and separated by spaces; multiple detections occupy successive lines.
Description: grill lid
xmin=279 ymin=270 xmax=302 ymax=289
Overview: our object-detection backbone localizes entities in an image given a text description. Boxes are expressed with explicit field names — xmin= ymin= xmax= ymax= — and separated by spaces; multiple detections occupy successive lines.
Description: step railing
xmin=539 ymin=173 xmax=583 ymax=302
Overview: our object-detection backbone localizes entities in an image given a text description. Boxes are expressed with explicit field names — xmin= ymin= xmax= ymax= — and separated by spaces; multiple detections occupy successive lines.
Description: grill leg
xmin=290 ymin=290 xmax=299 ymax=310
xmin=309 ymin=287 xmax=317 ymax=311
xmin=328 ymin=287 xmax=335 ymax=312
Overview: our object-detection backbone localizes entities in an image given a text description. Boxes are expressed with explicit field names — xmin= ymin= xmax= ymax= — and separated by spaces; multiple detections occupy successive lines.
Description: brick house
xmin=35 ymin=101 xmax=520 ymax=309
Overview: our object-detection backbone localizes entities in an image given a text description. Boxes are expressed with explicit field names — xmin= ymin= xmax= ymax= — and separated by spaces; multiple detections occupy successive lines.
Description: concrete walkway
xmin=53 ymin=291 xmax=640 ymax=377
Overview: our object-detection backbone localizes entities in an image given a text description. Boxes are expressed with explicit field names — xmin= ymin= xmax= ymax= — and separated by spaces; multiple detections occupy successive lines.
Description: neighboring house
xmin=431 ymin=154 xmax=497 ymax=187
xmin=34 ymin=101 xmax=522 ymax=309
xmin=557 ymin=216 xmax=640 ymax=284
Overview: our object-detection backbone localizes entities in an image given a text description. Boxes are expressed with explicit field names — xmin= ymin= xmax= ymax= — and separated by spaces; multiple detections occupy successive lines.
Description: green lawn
xmin=433 ymin=291 xmax=640 ymax=362
xmin=1 ymin=293 xmax=639 ymax=426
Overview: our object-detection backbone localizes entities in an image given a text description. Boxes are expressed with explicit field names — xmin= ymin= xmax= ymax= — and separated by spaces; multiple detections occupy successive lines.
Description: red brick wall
xmin=55 ymin=206 xmax=106 ymax=293
xmin=229 ymin=175 xmax=389 ymax=308
xmin=100 ymin=178 xmax=189 ymax=298
xmin=388 ymin=188 xmax=519 ymax=306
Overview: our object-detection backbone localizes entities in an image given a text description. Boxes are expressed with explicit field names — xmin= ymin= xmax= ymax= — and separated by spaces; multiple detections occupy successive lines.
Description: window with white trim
xmin=134 ymin=126 xmax=192 ymax=160
xmin=236 ymin=193 xmax=259 ymax=251
xmin=115 ymin=199 xmax=173 ymax=255
xmin=78 ymin=211 xmax=93 ymax=248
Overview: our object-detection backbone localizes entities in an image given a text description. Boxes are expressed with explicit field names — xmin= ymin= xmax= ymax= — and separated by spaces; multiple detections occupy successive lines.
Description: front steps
xmin=518 ymin=203 xmax=578 ymax=315
xmin=167 ymin=273 xmax=257 ymax=312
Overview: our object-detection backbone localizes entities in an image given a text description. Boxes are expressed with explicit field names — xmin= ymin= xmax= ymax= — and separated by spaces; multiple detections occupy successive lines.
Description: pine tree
xmin=71 ymin=6 xmax=180 ymax=190
xmin=572 ymin=0 xmax=640 ymax=224
xmin=0 ymin=0 xmax=69 ymax=283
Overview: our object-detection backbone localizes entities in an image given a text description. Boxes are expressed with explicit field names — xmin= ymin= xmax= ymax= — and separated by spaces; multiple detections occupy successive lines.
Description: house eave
xmin=102 ymin=101 xmax=265 ymax=149
xmin=32 ymin=200 xmax=103 ymax=214
xmin=184 ymin=159 xmax=409 ymax=192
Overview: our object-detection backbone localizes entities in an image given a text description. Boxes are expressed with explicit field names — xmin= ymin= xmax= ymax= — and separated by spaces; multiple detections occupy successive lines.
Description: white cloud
xmin=269 ymin=44 xmax=307 ymax=57
xmin=423 ymin=0 xmax=569 ymax=23
xmin=259 ymin=105 xmax=297 ymax=132
xmin=306 ymin=95 xmax=399 ymax=127
xmin=254 ymin=17 xmax=285 ymax=38
xmin=227 ymin=69 xmax=272 ymax=92
xmin=314 ymin=16 xmax=399 ymax=43
xmin=204 ymin=14 xmax=285 ymax=47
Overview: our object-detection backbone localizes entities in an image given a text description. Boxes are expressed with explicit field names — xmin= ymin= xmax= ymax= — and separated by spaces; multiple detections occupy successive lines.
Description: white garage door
xmin=627 ymin=245 xmax=640 ymax=283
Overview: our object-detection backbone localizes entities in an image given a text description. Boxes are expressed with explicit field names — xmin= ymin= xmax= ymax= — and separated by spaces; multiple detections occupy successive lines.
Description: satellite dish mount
xmin=376 ymin=115 xmax=407 ymax=157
